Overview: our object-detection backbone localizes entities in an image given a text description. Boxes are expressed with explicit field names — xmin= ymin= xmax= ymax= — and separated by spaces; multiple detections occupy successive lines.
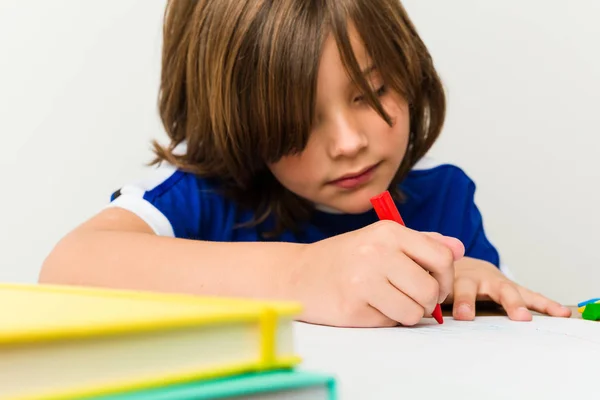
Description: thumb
xmin=423 ymin=232 xmax=465 ymax=261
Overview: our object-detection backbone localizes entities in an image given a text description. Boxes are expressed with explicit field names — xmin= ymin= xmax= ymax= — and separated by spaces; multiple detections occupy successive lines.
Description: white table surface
xmin=292 ymin=316 xmax=599 ymax=400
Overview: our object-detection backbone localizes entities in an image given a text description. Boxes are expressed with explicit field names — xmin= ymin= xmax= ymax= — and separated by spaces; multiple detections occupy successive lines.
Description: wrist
xmin=281 ymin=241 xmax=331 ymax=324
xmin=279 ymin=243 xmax=311 ymax=302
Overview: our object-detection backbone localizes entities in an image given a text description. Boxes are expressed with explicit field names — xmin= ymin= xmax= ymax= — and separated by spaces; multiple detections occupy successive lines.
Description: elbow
xmin=38 ymin=233 xmax=82 ymax=285
xmin=38 ymin=257 xmax=66 ymax=285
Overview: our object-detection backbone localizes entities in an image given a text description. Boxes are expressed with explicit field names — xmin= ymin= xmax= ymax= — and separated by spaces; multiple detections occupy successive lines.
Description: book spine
xmin=259 ymin=308 xmax=277 ymax=367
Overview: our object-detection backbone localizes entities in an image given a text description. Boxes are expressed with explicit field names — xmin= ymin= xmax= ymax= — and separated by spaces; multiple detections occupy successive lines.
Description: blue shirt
xmin=107 ymin=158 xmax=500 ymax=268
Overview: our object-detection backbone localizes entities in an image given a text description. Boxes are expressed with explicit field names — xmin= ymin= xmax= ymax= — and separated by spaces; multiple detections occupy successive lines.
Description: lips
xmin=329 ymin=163 xmax=380 ymax=189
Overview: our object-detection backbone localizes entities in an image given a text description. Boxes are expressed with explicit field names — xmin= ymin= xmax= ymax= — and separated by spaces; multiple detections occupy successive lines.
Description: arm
xmin=39 ymin=207 xmax=304 ymax=301
xmin=40 ymin=167 xmax=463 ymax=327
xmin=40 ymin=206 xmax=466 ymax=328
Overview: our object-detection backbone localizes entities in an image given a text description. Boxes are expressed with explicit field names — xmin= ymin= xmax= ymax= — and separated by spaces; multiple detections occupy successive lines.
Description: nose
xmin=326 ymin=110 xmax=368 ymax=159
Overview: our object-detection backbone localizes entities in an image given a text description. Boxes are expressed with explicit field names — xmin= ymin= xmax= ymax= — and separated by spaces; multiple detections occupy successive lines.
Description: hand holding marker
xmin=370 ymin=191 xmax=444 ymax=324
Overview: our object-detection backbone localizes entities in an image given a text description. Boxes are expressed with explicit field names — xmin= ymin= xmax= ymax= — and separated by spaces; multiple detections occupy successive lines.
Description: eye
xmin=354 ymin=85 xmax=387 ymax=103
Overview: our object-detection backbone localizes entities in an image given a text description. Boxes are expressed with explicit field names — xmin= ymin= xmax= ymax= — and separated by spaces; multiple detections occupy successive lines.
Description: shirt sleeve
xmin=105 ymin=164 xmax=202 ymax=239
xmin=439 ymin=168 xmax=500 ymax=268
xmin=403 ymin=163 xmax=502 ymax=269
xmin=449 ymin=173 xmax=517 ymax=278
xmin=459 ymin=186 xmax=500 ymax=267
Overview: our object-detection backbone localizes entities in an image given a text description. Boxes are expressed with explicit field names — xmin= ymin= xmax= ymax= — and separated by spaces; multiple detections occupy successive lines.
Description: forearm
xmin=39 ymin=229 xmax=304 ymax=301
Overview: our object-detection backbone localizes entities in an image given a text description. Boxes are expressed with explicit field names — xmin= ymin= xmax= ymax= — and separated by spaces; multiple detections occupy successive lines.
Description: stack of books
xmin=0 ymin=282 xmax=337 ymax=399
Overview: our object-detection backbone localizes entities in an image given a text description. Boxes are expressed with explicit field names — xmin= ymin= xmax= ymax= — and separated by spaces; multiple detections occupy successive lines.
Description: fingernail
xmin=457 ymin=304 xmax=472 ymax=316
xmin=518 ymin=307 xmax=532 ymax=315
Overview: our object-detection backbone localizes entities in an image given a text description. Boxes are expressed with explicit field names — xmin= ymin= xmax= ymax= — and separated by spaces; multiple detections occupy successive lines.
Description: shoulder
xmin=399 ymin=156 xmax=501 ymax=268
xmin=398 ymin=155 xmax=481 ymax=232
xmin=108 ymin=142 xmax=217 ymax=212
xmin=403 ymin=156 xmax=477 ymax=202
xmin=410 ymin=156 xmax=473 ymax=179
xmin=106 ymin=161 xmax=234 ymax=239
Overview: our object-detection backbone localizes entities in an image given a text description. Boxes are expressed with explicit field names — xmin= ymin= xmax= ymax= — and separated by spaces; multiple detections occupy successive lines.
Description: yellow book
xmin=0 ymin=283 xmax=302 ymax=400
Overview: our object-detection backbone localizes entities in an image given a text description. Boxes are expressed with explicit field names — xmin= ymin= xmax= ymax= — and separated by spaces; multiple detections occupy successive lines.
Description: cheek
xmin=268 ymin=156 xmax=312 ymax=189
xmin=268 ymin=135 xmax=325 ymax=191
xmin=373 ymin=99 xmax=410 ymax=150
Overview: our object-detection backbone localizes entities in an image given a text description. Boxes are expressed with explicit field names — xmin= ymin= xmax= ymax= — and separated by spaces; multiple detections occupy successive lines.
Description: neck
xmin=314 ymin=203 xmax=344 ymax=214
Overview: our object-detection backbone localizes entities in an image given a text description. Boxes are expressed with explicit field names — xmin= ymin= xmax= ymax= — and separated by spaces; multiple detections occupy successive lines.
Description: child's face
xmin=268 ymin=26 xmax=410 ymax=214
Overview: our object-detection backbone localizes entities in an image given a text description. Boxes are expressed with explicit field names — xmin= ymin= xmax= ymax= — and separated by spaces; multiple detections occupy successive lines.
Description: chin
xmin=324 ymin=186 xmax=390 ymax=214
xmin=340 ymin=202 xmax=374 ymax=214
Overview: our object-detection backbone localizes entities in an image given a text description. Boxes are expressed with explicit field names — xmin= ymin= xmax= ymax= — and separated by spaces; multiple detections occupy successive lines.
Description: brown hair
xmin=152 ymin=0 xmax=445 ymax=236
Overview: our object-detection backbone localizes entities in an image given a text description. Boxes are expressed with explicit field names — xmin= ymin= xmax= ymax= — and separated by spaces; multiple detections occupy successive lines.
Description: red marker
xmin=370 ymin=191 xmax=444 ymax=324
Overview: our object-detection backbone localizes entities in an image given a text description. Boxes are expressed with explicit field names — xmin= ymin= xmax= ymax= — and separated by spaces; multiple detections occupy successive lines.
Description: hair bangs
xmin=327 ymin=0 xmax=432 ymax=124
xmin=240 ymin=1 xmax=328 ymax=166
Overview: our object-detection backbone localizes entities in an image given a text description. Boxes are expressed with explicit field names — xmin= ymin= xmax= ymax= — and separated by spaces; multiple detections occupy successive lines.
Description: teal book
xmin=88 ymin=370 xmax=337 ymax=400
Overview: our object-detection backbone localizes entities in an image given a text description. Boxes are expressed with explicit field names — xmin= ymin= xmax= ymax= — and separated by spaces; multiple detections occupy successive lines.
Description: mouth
xmin=328 ymin=162 xmax=380 ymax=189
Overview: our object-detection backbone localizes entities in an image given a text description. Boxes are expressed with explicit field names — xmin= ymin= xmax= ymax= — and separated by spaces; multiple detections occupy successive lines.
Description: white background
xmin=0 ymin=0 xmax=598 ymax=305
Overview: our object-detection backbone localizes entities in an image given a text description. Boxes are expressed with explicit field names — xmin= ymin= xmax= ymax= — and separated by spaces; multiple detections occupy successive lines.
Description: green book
xmin=87 ymin=370 xmax=337 ymax=400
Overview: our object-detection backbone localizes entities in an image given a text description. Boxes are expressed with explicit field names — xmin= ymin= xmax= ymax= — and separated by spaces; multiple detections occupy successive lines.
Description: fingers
xmin=338 ymin=303 xmax=399 ymax=328
xmin=488 ymin=282 xmax=532 ymax=321
xmin=517 ymin=287 xmax=572 ymax=317
xmin=452 ymin=277 xmax=478 ymax=321
xmin=385 ymin=252 xmax=441 ymax=315
xmin=368 ymin=280 xmax=426 ymax=326
xmin=388 ymin=226 xmax=456 ymax=303
xmin=347 ymin=305 xmax=400 ymax=328
xmin=422 ymin=232 xmax=465 ymax=261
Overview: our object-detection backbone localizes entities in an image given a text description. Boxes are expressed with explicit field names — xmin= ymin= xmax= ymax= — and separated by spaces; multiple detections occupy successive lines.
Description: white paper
xmin=294 ymin=316 xmax=599 ymax=400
